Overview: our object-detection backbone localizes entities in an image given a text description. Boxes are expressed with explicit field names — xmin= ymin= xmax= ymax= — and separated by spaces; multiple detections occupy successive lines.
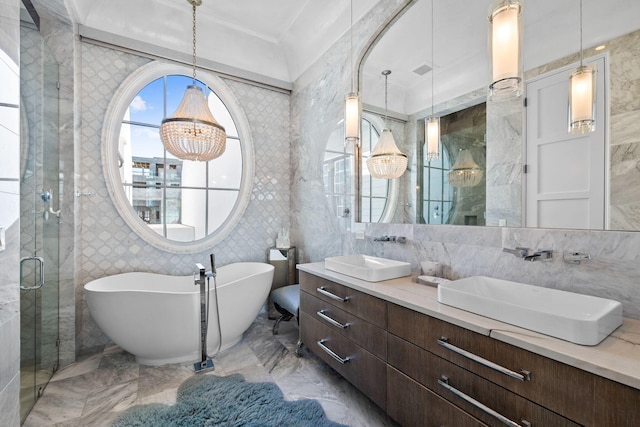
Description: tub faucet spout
xmin=195 ymin=263 xmax=206 ymax=286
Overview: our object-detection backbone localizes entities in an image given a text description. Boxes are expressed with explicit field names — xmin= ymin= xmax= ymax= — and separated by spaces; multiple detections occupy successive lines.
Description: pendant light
xmin=160 ymin=0 xmax=226 ymax=162
xmin=568 ymin=0 xmax=596 ymax=134
xmin=488 ymin=0 xmax=523 ymax=100
xmin=448 ymin=149 xmax=483 ymax=188
xmin=344 ymin=0 xmax=361 ymax=147
xmin=425 ymin=0 xmax=440 ymax=162
xmin=366 ymin=70 xmax=408 ymax=179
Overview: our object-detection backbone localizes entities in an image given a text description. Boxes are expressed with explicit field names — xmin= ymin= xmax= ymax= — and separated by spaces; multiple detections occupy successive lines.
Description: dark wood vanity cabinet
xmin=387 ymin=303 xmax=640 ymax=427
xmin=299 ymin=271 xmax=388 ymax=409
xmin=299 ymin=272 xmax=640 ymax=427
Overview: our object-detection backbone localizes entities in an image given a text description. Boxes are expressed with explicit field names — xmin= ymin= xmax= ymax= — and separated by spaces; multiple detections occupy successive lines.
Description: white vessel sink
xmin=438 ymin=276 xmax=623 ymax=345
xmin=324 ymin=255 xmax=411 ymax=282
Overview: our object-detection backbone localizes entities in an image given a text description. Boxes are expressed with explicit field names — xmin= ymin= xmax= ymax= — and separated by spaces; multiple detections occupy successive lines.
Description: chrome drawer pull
xmin=317 ymin=286 xmax=349 ymax=302
xmin=317 ymin=310 xmax=350 ymax=329
xmin=317 ymin=339 xmax=350 ymax=364
xmin=438 ymin=376 xmax=531 ymax=427
xmin=438 ymin=337 xmax=531 ymax=382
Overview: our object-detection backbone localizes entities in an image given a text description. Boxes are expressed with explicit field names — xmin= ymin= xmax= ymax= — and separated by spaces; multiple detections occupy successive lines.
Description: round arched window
xmin=102 ymin=62 xmax=254 ymax=253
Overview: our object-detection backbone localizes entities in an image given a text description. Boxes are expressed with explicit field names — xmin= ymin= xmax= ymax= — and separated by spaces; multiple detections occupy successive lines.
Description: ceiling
xmin=62 ymin=0 xmax=640 ymax=103
xmin=65 ymin=0 xmax=379 ymax=85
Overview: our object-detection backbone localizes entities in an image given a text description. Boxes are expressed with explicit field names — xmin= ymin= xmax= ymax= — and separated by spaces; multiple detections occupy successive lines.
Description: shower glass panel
xmin=19 ymin=11 xmax=60 ymax=423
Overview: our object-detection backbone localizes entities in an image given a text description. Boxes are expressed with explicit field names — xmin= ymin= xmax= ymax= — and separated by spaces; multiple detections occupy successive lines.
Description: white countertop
xmin=298 ymin=262 xmax=640 ymax=390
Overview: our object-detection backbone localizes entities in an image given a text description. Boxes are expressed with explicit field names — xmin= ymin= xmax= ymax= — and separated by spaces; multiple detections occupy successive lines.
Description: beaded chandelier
xmin=160 ymin=0 xmax=226 ymax=162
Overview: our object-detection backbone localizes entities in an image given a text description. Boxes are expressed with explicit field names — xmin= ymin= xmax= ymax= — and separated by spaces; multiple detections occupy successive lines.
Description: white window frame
xmin=101 ymin=61 xmax=255 ymax=253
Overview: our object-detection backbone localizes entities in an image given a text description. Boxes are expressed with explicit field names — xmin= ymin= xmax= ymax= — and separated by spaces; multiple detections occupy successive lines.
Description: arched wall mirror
xmin=356 ymin=0 xmax=640 ymax=231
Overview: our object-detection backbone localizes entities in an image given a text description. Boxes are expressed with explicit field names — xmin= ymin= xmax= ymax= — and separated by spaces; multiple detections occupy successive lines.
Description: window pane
xmin=181 ymin=188 xmax=207 ymax=240
xmin=371 ymin=198 xmax=387 ymax=222
xmin=361 ymin=119 xmax=372 ymax=154
xmin=371 ymin=177 xmax=388 ymax=198
xmin=127 ymin=124 xmax=163 ymax=159
xmin=181 ymin=159 xmax=207 ymax=188
xmin=128 ymin=77 xmax=164 ymax=125
xmin=442 ymin=201 xmax=452 ymax=221
xmin=165 ymin=75 xmax=195 ymax=116
xmin=361 ymin=199 xmax=371 ymax=222
xmin=208 ymin=190 xmax=239 ymax=233
xmin=164 ymin=187 xmax=182 ymax=225
xmin=208 ymin=140 xmax=242 ymax=188
xmin=131 ymin=184 xmax=162 ymax=223
xmin=207 ymin=90 xmax=238 ymax=138
xmin=430 ymin=169 xmax=443 ymax=200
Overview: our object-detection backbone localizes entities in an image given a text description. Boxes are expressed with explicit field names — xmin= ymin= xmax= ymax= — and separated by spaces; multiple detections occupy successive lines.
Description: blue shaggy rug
xmin=111 ymin=373 xmax=347 ymax=427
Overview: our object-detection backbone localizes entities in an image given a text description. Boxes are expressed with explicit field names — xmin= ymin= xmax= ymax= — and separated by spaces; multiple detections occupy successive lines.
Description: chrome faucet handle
xmin=524 ymin=249 xmax=553 ymax=262
xmin=502 ymin=247 xmax=529 ymax=258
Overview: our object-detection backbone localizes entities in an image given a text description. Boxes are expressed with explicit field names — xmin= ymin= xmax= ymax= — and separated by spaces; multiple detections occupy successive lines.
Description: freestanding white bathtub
xmin=84 ymin=262 xmax=274 ymax=366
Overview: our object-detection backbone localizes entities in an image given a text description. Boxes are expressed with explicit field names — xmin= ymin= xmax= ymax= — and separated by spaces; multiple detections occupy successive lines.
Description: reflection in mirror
xmin=324 ymin=115 xmax=400 ymax=226
xmin=357 ymin=0 xmax=640 ymax=230
xmin=418 ymin=102 xmax=486 ymax=225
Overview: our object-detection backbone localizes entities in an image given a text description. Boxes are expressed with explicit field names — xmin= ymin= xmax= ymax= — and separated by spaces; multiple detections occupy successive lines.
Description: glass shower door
xmin=19 ymin=13 xmax=60 ymax=423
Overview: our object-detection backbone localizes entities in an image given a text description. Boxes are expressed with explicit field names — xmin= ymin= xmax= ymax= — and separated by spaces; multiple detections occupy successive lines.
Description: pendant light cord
xmin=382 ymin=70 xmax=390 ymax=126
xmin=431 ymin=0 xmax=434 ymax=117
xmin=579 ymin=0 xmax=584 ymax=66
xmin=350 ymin=0 xmax=354 ymax=92
xmin=192 ymin=0 xmax=197 ymax=83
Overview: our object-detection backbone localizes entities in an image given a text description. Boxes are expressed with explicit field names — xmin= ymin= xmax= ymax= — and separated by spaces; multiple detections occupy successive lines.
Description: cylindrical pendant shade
xmin=366 ymin=129 xmax=408 ymax=179
xmin=489 ymin=0 xmax=522 ymax=100
xmin=160 ymin=85 xmax=227 ymax=162
xmin=569 ymin=65 xmax=596 ymax=134
xmin=425 ymin=117 xmax=440 ymax=162
xmin=448 ymin=149 xmax=483 ymax=188
xmin=345 ymin=92 xmax=361 ymax=146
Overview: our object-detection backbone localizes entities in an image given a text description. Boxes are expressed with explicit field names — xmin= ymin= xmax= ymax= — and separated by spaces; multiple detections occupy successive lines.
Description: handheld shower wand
xmin=210 ymin=254 xmax=222 ymax=356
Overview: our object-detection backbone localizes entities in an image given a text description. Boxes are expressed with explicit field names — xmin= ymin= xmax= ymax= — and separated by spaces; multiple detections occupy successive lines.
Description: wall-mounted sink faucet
xmin=373 ymin=235 xmax=406 ymax=243
xmin=524 ymin=250 xmax=553 ymax=262
xmin=502 ymin=247 xmax=529 ymax=258
xmin=503 ymin=247 xmax=553 ymax=262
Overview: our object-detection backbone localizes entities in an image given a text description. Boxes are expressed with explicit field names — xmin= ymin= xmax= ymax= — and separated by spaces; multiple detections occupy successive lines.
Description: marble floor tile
xmin=24 ymin=312 xmax=398 ymax=426
xmin=49 ymin=352 xmax=102 ymax=383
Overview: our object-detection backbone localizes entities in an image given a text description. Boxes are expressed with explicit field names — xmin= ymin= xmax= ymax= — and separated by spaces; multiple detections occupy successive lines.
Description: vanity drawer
xmin=300 ymin=291 xmax=387 ymax=360
xmin=592 ymin=375 xmax=640 ymax=426
xmin=388 ymin=303 xmax=595 ymax=425
xmin=387 ymin=366 xmax=489 ymax=427
xmin=388 ymin=334 xmax=581 ymax=427
xmin=300 ymin=311 xmax=386 ymax=410
xmin=299 ymin=271 xmax=387 ymax=328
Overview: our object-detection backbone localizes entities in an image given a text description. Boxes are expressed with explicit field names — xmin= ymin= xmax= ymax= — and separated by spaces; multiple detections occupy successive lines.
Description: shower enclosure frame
xmin=19 ymin=7 xmax=61 ymax=423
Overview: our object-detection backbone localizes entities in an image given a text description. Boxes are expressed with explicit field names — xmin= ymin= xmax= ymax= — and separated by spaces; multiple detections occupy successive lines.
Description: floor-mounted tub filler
xmin=84 ymin=262 xmax=275 ymax=365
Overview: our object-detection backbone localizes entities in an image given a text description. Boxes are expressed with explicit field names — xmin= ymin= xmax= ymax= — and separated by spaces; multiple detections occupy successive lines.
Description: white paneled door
xmin=525 ymin=56 xmax=606 ymax=229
